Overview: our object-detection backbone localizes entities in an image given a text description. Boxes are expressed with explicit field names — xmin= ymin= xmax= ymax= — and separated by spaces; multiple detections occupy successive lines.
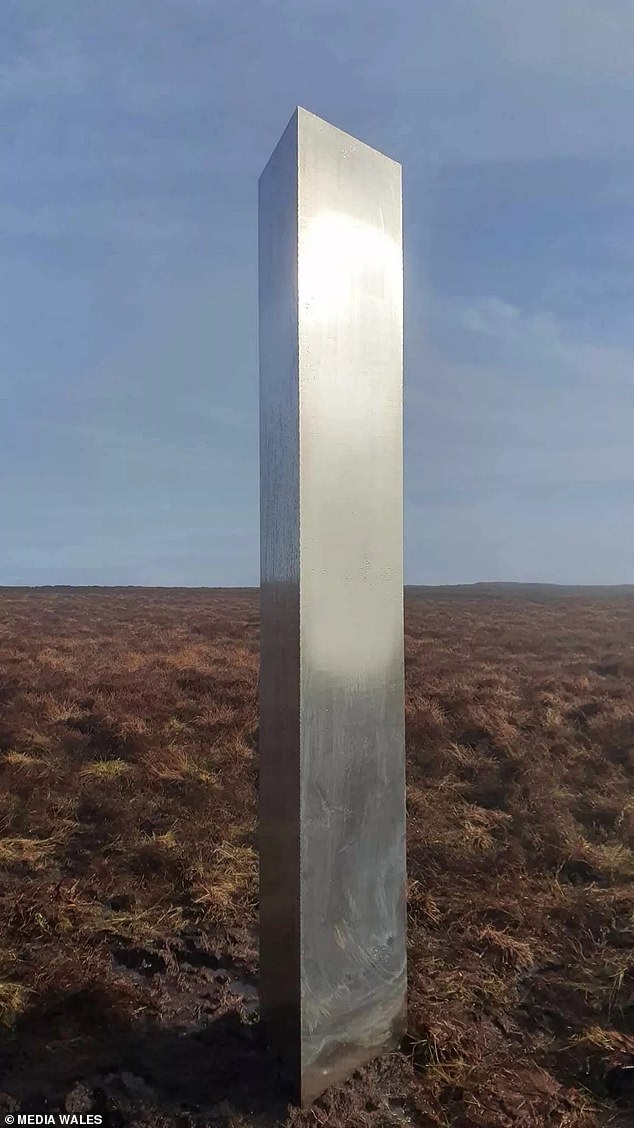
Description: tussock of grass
xmin=407 ymin=880 xmax=442 ymax=926
xmin=162 ymin=643 xmax=215 ymax=669
xmin=3 ymin=750 xmax=48 ymax=773
xmin=147 ymin=829 xmax=177 ymax=849
xmin=117 ymin=714 xmax=149 ymax=737
xmin=474 ymin=926 xmax=536 ymax=971
xmin=141 ymin=742 xmax=217 ymax=784
xmin=557 ymin=838 xmax=634 ymax=884
xmin=0 ymin=835 xmax=58 ymax=868
xmin=194 ymin=702 xmax=238 ymax=727
xmin=92 ymin=900 xmax=186 ymax=944
xmin=36 ymin=648 xmax=75 ymax=671
xmin=20 ymin=727 xmax=55 ymax=751
xmin=79 ymin=758 xmax=133 ymax=779
xmin=0 ymin=980 xmax=29 ymax=1026
xmin=191 ymin=843 xmax=257 ymax=922
xmin=572 ymin=1026 xmax=624 ymax=1052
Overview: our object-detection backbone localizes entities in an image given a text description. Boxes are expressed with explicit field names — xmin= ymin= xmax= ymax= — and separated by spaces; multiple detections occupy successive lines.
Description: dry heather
xmin=0 ymin=587 xmax=632 ymax=1128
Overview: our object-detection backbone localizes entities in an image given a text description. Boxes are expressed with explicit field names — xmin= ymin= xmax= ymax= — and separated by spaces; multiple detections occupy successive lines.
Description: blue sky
xmin=1 ymin=0 xmax=632 ymax=585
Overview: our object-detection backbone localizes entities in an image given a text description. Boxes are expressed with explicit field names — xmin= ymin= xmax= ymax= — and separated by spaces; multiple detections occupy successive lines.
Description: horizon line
xmin=2 ymin=582 xmax=634 ymax=591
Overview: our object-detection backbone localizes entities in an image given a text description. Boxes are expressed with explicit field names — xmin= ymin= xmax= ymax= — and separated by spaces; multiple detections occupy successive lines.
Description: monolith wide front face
xmin=259 ymin=106 xmax=406 ymax=1106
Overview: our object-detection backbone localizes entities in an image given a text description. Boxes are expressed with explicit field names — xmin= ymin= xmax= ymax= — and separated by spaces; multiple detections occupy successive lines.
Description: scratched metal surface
xmin=259 ymin=107 xmax=406 ymax=1106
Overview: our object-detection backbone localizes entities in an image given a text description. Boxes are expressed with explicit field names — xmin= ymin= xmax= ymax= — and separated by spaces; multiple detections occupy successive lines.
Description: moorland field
xmin=0 ymin=587 xmax=632 ymax=1127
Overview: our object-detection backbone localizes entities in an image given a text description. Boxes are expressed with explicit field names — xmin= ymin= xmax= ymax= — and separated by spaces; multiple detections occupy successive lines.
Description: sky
xmin=1 ymin=0 xmax=633 ymax=586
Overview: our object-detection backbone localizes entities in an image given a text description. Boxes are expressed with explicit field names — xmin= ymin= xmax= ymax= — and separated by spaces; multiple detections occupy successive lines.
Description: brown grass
xmin=0 ymin=586 xmax=632 ymax=1126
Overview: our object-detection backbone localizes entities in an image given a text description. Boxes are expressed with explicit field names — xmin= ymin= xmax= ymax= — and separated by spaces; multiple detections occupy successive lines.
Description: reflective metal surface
xmin=259 ymin=107 xmax=406 ymax=1106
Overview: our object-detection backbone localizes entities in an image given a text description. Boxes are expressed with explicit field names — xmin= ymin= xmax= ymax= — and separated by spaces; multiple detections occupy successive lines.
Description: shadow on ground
xmin=0 ymin=940 xmax=292 ymax=1127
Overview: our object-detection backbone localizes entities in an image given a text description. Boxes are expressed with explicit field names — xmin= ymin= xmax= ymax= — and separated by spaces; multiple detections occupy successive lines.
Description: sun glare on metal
xmin=299 ymin=209 xmax=402 ymax=326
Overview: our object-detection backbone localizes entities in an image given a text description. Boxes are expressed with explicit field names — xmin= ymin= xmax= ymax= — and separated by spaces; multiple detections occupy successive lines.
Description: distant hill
xmin=405 ymin=582 xmax=634 ymax=600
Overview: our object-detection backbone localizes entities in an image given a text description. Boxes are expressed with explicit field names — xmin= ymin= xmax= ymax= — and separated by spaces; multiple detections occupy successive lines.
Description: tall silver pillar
xmin=258 ymin=106 xmax=406 ymax=1106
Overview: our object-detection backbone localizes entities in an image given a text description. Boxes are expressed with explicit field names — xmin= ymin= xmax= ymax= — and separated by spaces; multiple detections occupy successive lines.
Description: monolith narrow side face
xmin=259 ymin=106 xmax=406 ymax=1106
